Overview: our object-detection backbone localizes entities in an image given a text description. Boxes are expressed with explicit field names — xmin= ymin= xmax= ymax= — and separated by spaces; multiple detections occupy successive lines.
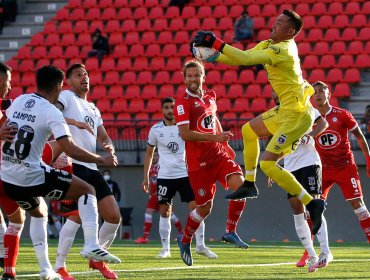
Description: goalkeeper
xmin=192 ymin=10 xmax=325 ymax=234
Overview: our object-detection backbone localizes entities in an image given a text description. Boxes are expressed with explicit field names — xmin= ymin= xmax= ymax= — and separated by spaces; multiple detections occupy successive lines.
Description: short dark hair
xmin=183 ymin=59 xmax=205 ymax=77
xmin=283 ymin=10 xmax=303 ymax=36
xmin=161 ymin=97 xmax=175 ymax=107
xmin=312 ymin=81 xmax=329 ymax=89
xmin=66 ymin=63 xmax=86 ymax=79
xmin=0 ymin=62 xmax=11 ymax=76
xmin=36 ymin=65 xmax=64 ymax=92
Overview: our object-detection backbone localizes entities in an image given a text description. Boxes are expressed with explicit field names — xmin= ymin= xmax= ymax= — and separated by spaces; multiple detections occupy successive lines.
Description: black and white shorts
xmin=157 ymin=177 xmax=194 ymax=205
xmin=73 ymin=163 xmax=113 ymax=201
xmin=3 ymin=166 xmax=72 ymax=210
xmin=287 ymin=164 xmax=322 ymax=199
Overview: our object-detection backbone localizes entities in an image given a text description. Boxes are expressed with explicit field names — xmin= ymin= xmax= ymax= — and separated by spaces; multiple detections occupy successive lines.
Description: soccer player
xmin=134 ymin=149 xmax=184 ymax=245
xmin=0 ymin=65 xmax=120 ymax=280
xmin=311 ymin=81 xmax=370 ymax=245
xmin=174 ymin=60 xmax=251 ymax=266
xmin=192 ymin=9 xmax=326 ymax=235
xmin=280 ymin=97 xmax=332 ymax=272
xmin=141 ymin=97 xmax=217 ymax=259
xmin=54 ymin=63 xmax=121 ymax=279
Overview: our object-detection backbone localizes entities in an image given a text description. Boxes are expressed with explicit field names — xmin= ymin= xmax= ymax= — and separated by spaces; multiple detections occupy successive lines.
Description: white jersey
xmin=284 ymin=109 xmax=322 ymax=172
xmin=148 ymin=121 xmax=187 ymax=179
xmin=1 ymin=93 xmax=71 ymax=186
xmin=58 ymin=90 xmax=103 ymax=170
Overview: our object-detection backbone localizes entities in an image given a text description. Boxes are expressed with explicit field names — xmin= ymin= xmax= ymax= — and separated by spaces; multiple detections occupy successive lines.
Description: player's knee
xmin=242 ymin=122 xmax=258 ymax=141
xmin=260 ymin=160 xmax=276 ymax=176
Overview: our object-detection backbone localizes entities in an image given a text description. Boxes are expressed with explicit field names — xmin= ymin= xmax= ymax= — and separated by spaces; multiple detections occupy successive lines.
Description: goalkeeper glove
xmin=193 ymin=31 xmax=225 ymax=52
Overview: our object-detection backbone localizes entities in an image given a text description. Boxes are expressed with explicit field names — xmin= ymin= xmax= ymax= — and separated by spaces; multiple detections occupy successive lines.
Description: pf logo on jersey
xmin=167 ymin=142 xmax=179 ymax=153
xmin=84 ymin=116 xmax=94 ymax=129
xmin=197 ymin=113 xmax=215 ymax=133
xmin=317 ymin=130 xmax=341 ymax=149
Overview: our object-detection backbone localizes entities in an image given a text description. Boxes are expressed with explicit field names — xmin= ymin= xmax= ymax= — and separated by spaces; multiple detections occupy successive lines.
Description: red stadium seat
xmin=106 ymin=20 xmax=121 ymax=33
xmin=302 ymin=55 xmax=318 ymax=69
xmin=112 ymin=44 xmax=128 ymax=58
xmin=312 ymin=42 xmax=329 ymax=55
xmin=117 ymin=8 xmax=132 ymax=19
xmin=144 ymin=99 xmax=161 ymax=113
xmin=52 ymin=58 xmax=67 ymax=70
xmin=148 ymin=7 xmax=164 ymax=19
xmin=229 ymin=5 xmax=244 ymax=18
xmin=171 ymin=72 xmax=184 ymax=85
xmin=323 ymin=29 xmax=340 ymax=42
xmin=309 ymin=69 xmax=325 ymax=83
xmin=211 ymin=84 xmax=226 ymax=98
xmin=95 ymin=98 xmax=111 ymax=113
xmin=183 ymin=18 xmax=200 ymax=31
xmin=227 ymin=84 xmax=244 ymax=98
xmin=247 ymin=4 xmax=260 ymax=17
xmin=166 ymin=57 xmax=182 ymax=71
xmin=253 ymin=16 xmax=266 ymax=30
xmin=343 ymin=2 xmax=360 ymax=15
xmin=89 ymin=21 xmax=104 ymax=32
xmin=332 ymin=15 xmax=349 ymax=28
xmin=35 ymin=59 xmax=50 ymax=69
xmin=230 ymin=98 xmax=249 ymax=114
xmin=126 ymin=99 xmax=144 ymax=113
xmin=164 ymin=6 xmax=180 ymax=18
xmin=76 ymin=33 xmax=92 ymax=46
xmin=333 ymin=83 xmax=350 ymax=97
xmin=90 ymin=85 xmax=108 ymax=100
xmin=8 ymin=86 xmax=23 ymax=99
xmin=168 ymin=18 xmax=184 ymax=31
xmin=145 ymin=44 xmax=161 ymax=57
xmin=205 ymin=71 xmax=221 ymax=85
xmin=107 ymin=85 xmax=124 ymax=99
xmin=148 ymin=57 xmax=165 ymax=70
xmin=197 ymin=6 xmax=212 ymax=18
xmin=153 ymin=71 xmax=170 ymax=85
xmin=261 ymin=84 xmax=273 ymax=98
xmin=59 ymin=21 xmax=73 ymax=33
xmin=116 ymin=57 xmax=132 ymax=71
xmin=347 ymin=41 xmax=363 ymax=55
xmin=213 ymin=5 xmax=228 ymax=18
xmin=83 ymin=0 xmax=97 ymax=8
xmin=140 ymin=31 xmax=156 ymax=45
xmin=250 ymin=98 xmax=267 ymax=113
xmin=135 ymin=113 xmax=151 ymax=127
xmin=327 ymin=2 xmax=343 ymax=15
xmin=326 ymin=68 xmax=343 ymax=83
xmin=343 ymin=68 xmax=360 ymax=83
xmin=70 ymin=8 xmax=85 ymax=21
xmin=255 ymin=71 xmax=268 ymax=84
xmin=311 ymin=3 xmax=326 ymax=16
xmin=99 ymin=0 xmax=113 ymax=8
xmin=182 ymin=6 xmax=196 ymax=19
xmin=132 ymin=57 xmax=149 ymax=71
xmin=157 ymin=31 xmax=173 ymax=44
xmin=261 ymin=4 xmax=276 ymax=17
xmin=240 ymin=112 xmax=254 ymax=122
xmin=239 ymin=69 xmax=255 ymax=84
xmin=317 ymin=15 xmax=333 ymax=28
xmin=173 ymin=31 xmax=190 ymax=44
xmin=73 ymin=21 xmax=88 ymax=33
xmin=221 ymin=112 xmax=238 ymax=127
xmin=44 ymin=33 xmax=59 ymax=46
xmin=305 ymin=29 xmax=323 ymax=42
xmin=132 ymin=7 xmax=147 ymax=19
xmin=142 ymin=84 xmax=158 ymax=99
xmin=160 ymin=44 xmax=177 ymax=57
xmin=123 ymin=85 xmax=140 ymax=99
xmin=349 ymin=15 xmax=366 ymax=28
xmin=136 ymin=19 xmax=151 ymax=32
xmin=201 ymin=18 xmax=217 ymax=30
xmin=222 ymin=70 xmax=238 ymax=84
xmin=341 ymin=28 xmax=357 ymax=41
xmin=245 ymin=84 xmax=261 ymax=98
xmin=111 ymin=98 xmax=128 ymax=113
xmin=53 ymin=8 xmax=69 ymax=21
xmin=17 ymin=46 xmax=31 ymax=59
xmin=46 ymin=46 xmax=63 ymax=59
xmin=120 ymin=71 xmax=136 ymax=85
xmin=60 ymin=33 xmax=75 ymax=46
xmin=42 ymin=21 xmax=57 ymax=34
xmin=145 ymin=0 xmax=158 ymax=7
xmin=295 ymin=3 xmax=310 ymax=16
xmin=354 ymin=54 xmax=370 ymax=68
xmin=365 ymin=42 xmax=370 ymax=54
xmin=302 ymin=16 xmax=316 ymax=29
xmin=121 ymin=19 xmax=136 ymax=32
xmin=336 ymin=55 xmax=353 ymax=68
xmin=116 ymin=113 xmax=134 ymax=127
xmin=100 ymin=57 xmax=116 ymax=71
xmin=103 ymin=71 xmax=120 ymax=85
xmin=88 ymin=71 xmax=103 ymax=85
xmin=136 ymin=71 xmax=153 ymax=85
xmin=85 ymin=57 xmax=99 ymax=71
xmin=128 ymin=0 xmax=143 ymax=7
xmin=32 ymin=46 xmax=47 ymax=59
xmin=217 ymin=98 xmax=232 ymax=113
xmin=218 ymin=17 xmax=233 ymax=31
xmin=101 ymin=8 xmax=116 ymax=20
xmin=123 ymin=32 xmax=137 ymax=45
xmin=18 ymin=59 xmax=34 ymax=72
xmin=298 ymin=42 xmax=312 ymax=56
xmin=361 ymin=2 xmax=370 ymax=15
xmin=319 ymin=55 xmax=335 ymax=69
xmin=357 ymin=28 xmax=370 ymax=41
xmin=327 ymin=41 xmax=346 ymax=55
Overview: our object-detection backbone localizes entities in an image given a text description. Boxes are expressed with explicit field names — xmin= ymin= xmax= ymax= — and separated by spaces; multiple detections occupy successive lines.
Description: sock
xmin=54 ymin=221 xmax=62 ymax=234
xmin=78 ymin=194 xmax=99 ymax=250
xmin=30 ymin=216 xmax=52 ymax=270
xmin=260 ymin=160 xmax=312 ymax=205
xmin=182 ymin=209 xmax=205 ymax=244
xmin=4 ymin=222 xmax=23 ymax=276
xmin=241 ymin=122 xmax=259 ymax=182
xmin=293 ymin=213 xmax=316 ymax=257
xmin=55 ymin=219 xmax=80 ymax=270
xmin=47 ymin=224 xmax=53 ymax=236
xmin=316 ymin=216 xmax=330 ymax=254
xmin=143 ymin=213 xmax=153 ymax=239
xmin=171 ymin=213 xmax=183 ymax=233
xmin=159 ymin=216 xmax=171 ymax=250
xmin=226 ymin=199 xmax=246 ymax=233
xmin=0 ymin=222 xmax=7 ymax=258
xmin=195 ymin=221 xmax=205 ymax=248
xmin=99 ymin=222 xmax=120 ymax=250
xmin=354 ymin=205 xmax=370 ymax=242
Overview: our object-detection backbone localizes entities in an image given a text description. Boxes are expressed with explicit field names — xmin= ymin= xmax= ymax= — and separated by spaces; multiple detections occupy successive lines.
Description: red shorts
xmin=146 ymin=194 xmax=159 ymax=211
xmin=188 ymin=156 xmax=243 ymax=206
xmin=321 ymin=164 xmax=363 ymax=201
xmin=0 ymin=180 xmax=19 ymax=216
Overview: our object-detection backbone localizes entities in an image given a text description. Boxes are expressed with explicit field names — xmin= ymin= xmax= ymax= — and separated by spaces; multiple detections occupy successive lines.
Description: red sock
xmin=174 ymin=220 xmax=183 ymax=234
xmin=143 ymin=222 xmax=152 ymax=239
xmin=226 ymin=199 xmax=246 ymax=233
xmin=359 ymin=217 xmax=370 ymax=242
xmin=182 ymin=210 xmax=203 ymax=244
xmin=4 ymin=223 xmax=23 ymax=277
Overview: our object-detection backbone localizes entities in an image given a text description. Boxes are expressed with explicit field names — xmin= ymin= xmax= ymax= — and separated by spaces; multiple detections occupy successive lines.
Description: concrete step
xmin=14 ymin=13 xmax=55 ymax=24
xmin=0 ymin=36 xmax=30 ymax=49
xmin=2 ymin=24 xmax=44 ymax=37
xmin=0 ymin=50 xmax=18 ymax=61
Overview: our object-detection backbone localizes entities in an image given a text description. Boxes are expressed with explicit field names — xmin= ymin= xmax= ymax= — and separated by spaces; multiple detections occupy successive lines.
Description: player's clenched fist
xmin=99 ymin=154 xmax=118 ymax=166
xmin=193 ymin=31 xmax=225 ymax=52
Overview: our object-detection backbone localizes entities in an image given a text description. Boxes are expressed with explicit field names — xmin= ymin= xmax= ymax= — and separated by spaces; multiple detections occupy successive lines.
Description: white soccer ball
xmin=192 ymin=44 xmax=217 ymax=62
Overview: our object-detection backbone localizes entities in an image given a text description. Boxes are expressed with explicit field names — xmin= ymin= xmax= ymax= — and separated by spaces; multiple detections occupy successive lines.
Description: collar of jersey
xmin=186 ymin=89 xmax=204 ymax=101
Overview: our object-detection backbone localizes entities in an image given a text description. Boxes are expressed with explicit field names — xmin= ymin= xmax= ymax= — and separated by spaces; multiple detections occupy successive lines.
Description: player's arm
xmin=177 ymin=124 xmax=232 ymax=142
xmin=217 ymin=46 xmax=272 ymax=66
xmin=351 ymin=126 xmax=370 ymax=176
xmin=142 ymin=144 xmax=155 ymax=193
xmin=57 ymin=135 xmax=117 ymax=166
xmin=310 ymin=116 xmax=328 ymax=137
xmin=97 ymin=125 xmax=115 ymax=155
xmin=64 ymin=117 xmax=94 ymax=135
xmin=0 ymin=119 xmax=16 ymax=141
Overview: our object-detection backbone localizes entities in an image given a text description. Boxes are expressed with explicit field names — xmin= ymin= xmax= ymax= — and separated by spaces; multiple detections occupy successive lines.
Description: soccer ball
xmin=192 ymin=44 xmax=217 ymax=62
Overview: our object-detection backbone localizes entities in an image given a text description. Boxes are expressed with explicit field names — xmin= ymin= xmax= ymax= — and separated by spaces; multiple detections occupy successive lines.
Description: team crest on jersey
xmin=332 ymin=117 xmax=337 ymax=122
xmin=317 ymin=130 xmax=341 ymax=149
xmin=84 ymin=116 xmax=94 ymax=129
xmin=277 ymin=134 xmax=287 ymax=145
xmin=24 ymin=99 xmax=35 ymax=109
xmin=198 ymin=189 xmax=206 ymax=197
xmin=167 ymin=142 xmax=179 ymax=153
xmin=177 ymin=105 xmax=184 ymax=115
xmin=194 ymin=102 xmax=200 ymax=107
xmin=196 ymin=113 xmax=215 ymax=133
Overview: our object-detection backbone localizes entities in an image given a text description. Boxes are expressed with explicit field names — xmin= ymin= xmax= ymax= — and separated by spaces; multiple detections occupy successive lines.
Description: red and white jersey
xmin=149 ymin=163 xmax=159 ymax=194
xmin=315 ymin=106 xmax=358 ymax=169
xmin=174 ymin=89 xmax=229 ymax=172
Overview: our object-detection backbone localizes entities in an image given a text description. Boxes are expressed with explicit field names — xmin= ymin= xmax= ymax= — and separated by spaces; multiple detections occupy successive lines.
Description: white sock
xmin=30 ymin=216 xmax=52 ymax=270
xmin=316 ymin=216 xmax=330 ymax=254
xmin=170 ymin=213 xmax=180 ymax=224
xmin=47 ymin=224 xmax=53 ymax=236
xmin=0 ymin=222 xmax=7 ymax=258
xmin=78 ymin=194 xmax=99 ymax=250
xmin=144 ymin=213 xmax=152 ymax=223
xmin=159 ymin=216 xmax=171 ymax=250
xmin=54 ymin=221 xmax=62 ymax=234
xmin=55 ymin=219 xmax=80 ymax=270
xmin=99 ymin=222 xmax=120 ymax=249
xmin=195 ymin=220 xmax=205 ymax=248
xmin=293 ymin=213 xmax=316 ymax=257
xmin=354 ymin=205 xmax=370 ymax=220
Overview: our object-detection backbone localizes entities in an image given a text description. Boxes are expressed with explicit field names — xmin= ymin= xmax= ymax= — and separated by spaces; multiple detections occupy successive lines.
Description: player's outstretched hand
xmin=99 ymin=154 xmax=118 ymax=167
xmin=193 ymin=31 xmax=225 ymax=51
xmin=214 ymin=131 xmax=233 ymax=142
xmin=102 ymin=142 xmax=115 ymax=155
xmin=0 ymin=120 xmax=17 ymax=141
xmin=141 ymin=179 xmax=150 ymax=193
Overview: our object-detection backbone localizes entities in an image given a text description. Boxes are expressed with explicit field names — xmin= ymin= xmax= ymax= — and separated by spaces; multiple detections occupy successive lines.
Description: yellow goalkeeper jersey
xmin=218 ymin=39 xmax=314 ymax=113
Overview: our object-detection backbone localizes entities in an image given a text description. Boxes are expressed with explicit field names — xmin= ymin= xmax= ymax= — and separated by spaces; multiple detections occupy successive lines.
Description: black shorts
xmin=72 ymin=163 xmax=113 ymax=201
xmin=287 ymin=164 xmax=322 ymax=199
xmin=157 ymin=177 xmax=194 ymax=205
xmin=2 ymin=166 xmax=72 ymax=210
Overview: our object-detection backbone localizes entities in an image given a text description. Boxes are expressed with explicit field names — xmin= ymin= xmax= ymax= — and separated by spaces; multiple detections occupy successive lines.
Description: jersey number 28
xmin=2 ymin=123 xmax=34 ymax=160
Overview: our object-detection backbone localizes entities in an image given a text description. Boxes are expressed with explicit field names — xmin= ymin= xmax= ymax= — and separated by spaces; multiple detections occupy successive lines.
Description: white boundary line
xmin=16 ymin=259 xmax=370 ymax=278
